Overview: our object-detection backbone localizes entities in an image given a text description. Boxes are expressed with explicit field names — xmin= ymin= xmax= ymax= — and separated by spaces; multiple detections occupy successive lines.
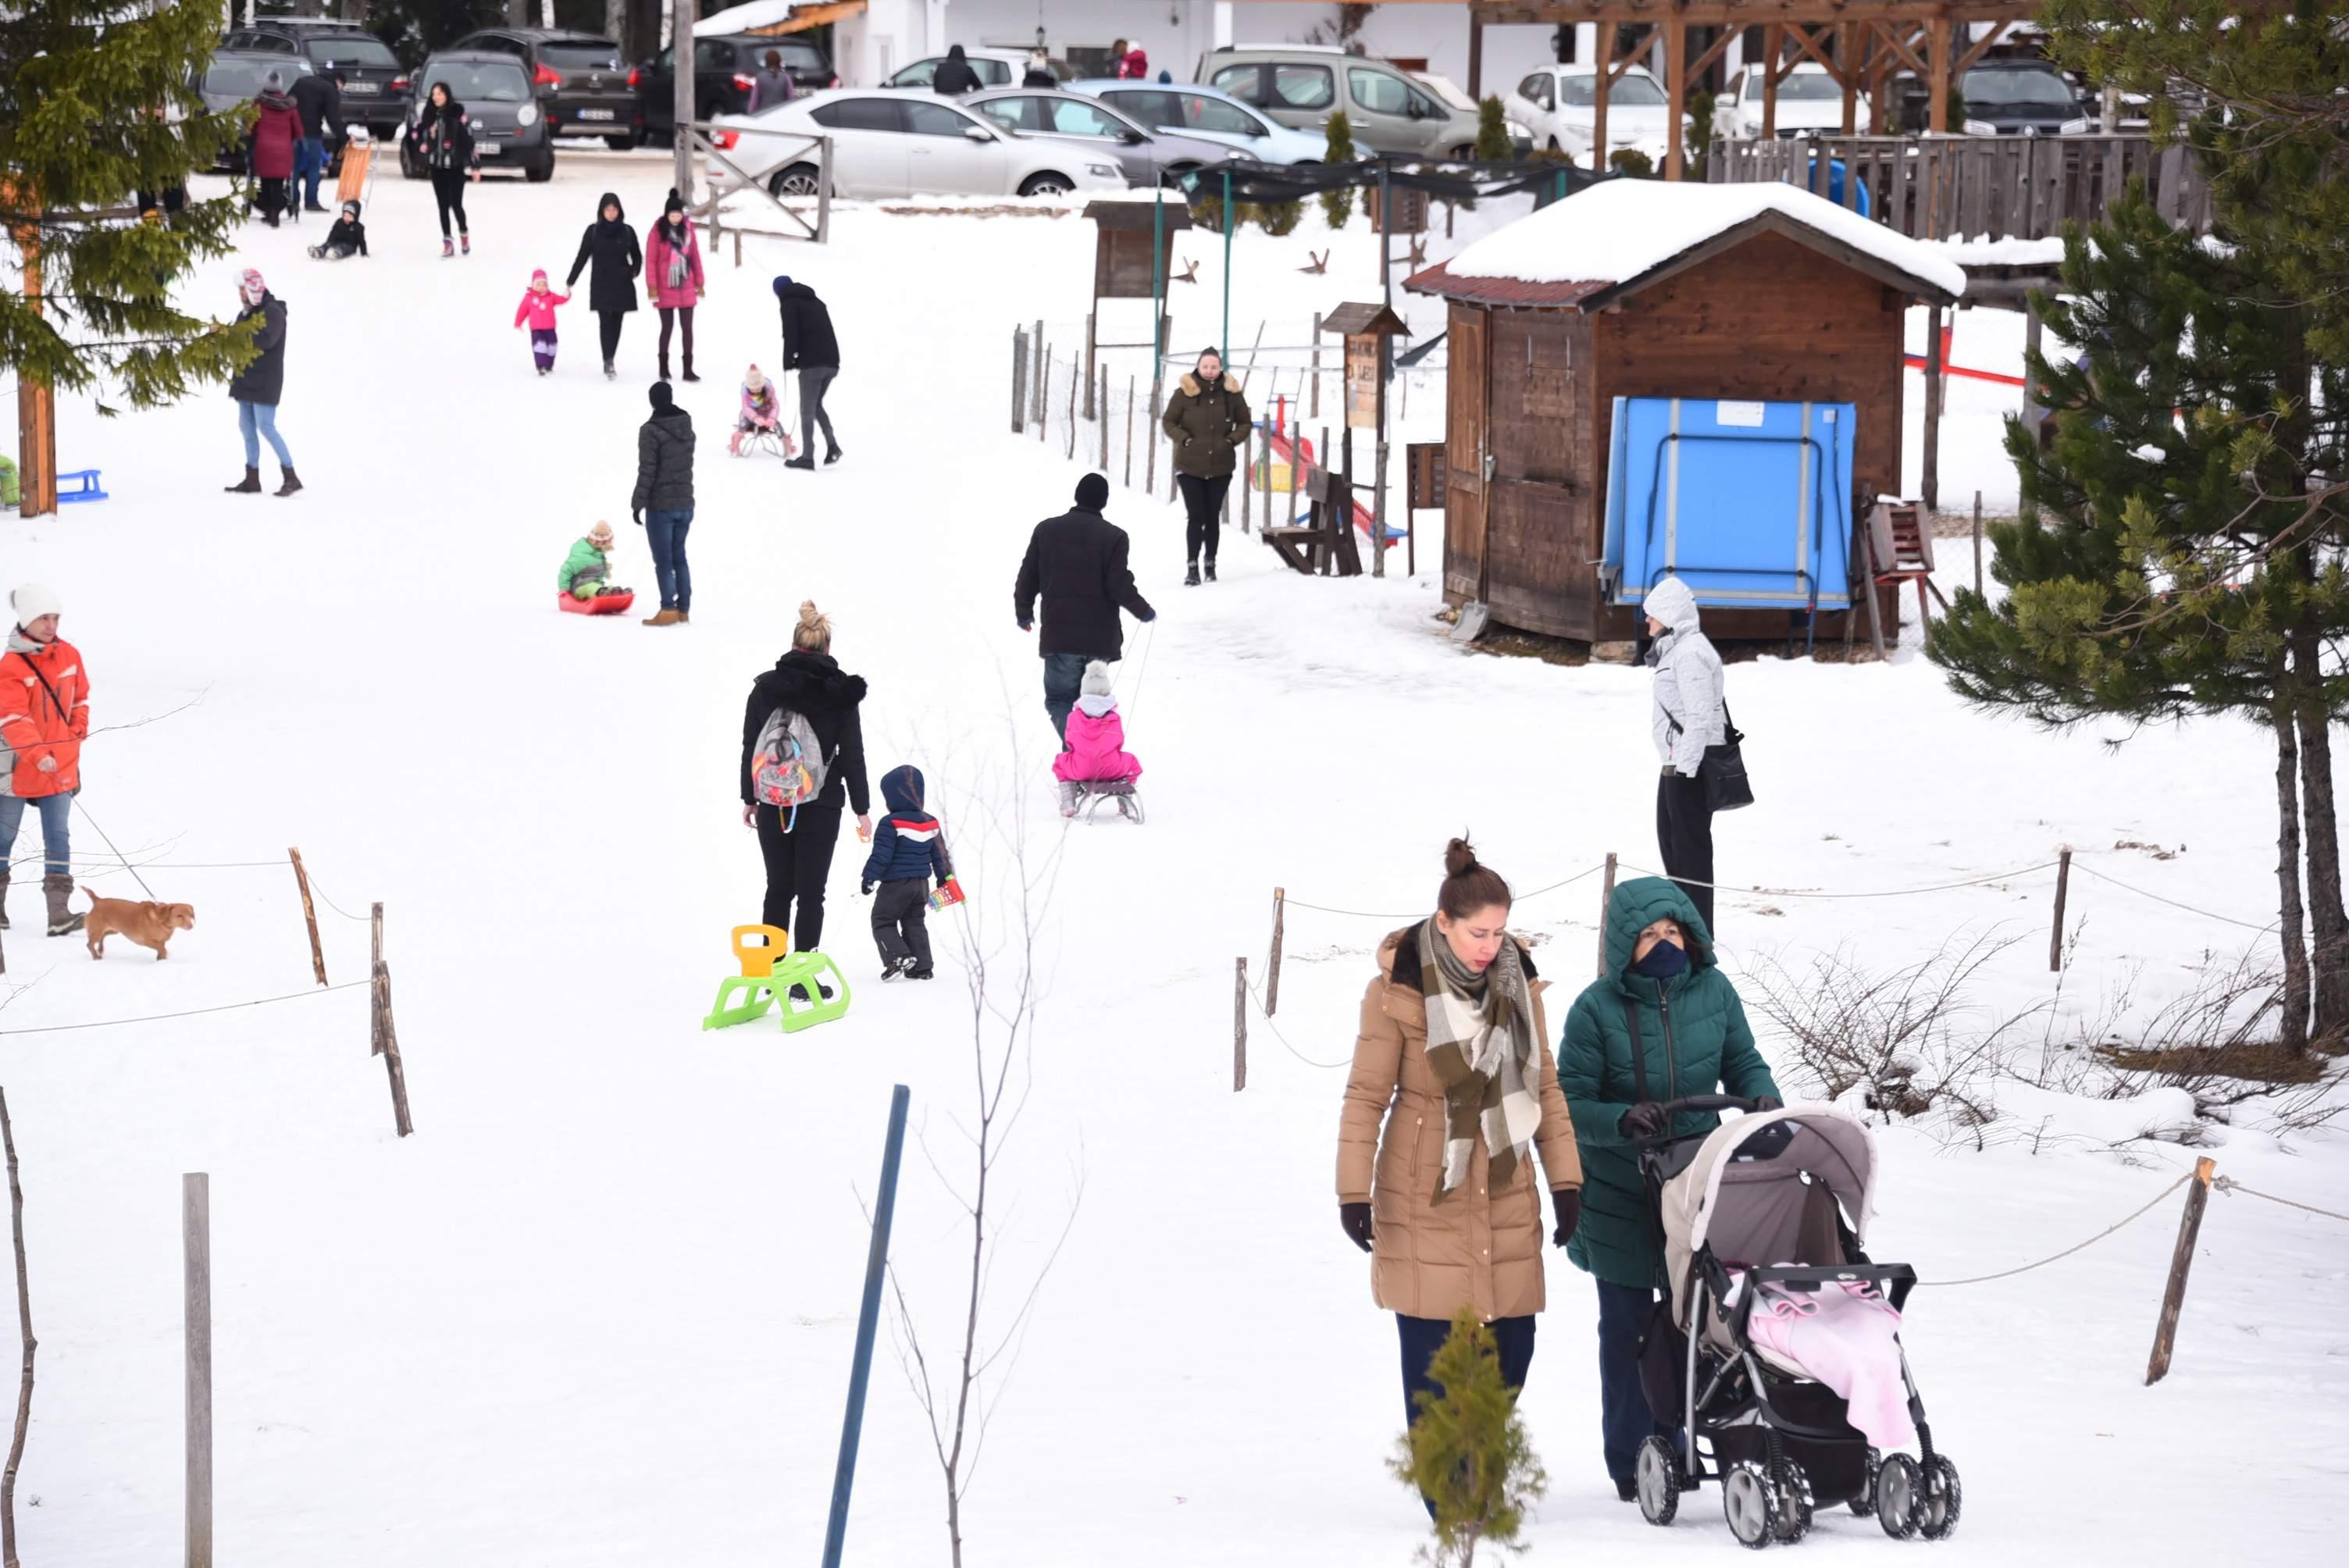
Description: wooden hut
xmin=1403 ymin=178 xmax=1964 ymax=644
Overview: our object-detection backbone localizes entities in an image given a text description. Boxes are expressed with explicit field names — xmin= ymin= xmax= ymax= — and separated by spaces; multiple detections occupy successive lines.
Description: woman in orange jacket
xmin=0 ymin=584 xmax=90 ymax=935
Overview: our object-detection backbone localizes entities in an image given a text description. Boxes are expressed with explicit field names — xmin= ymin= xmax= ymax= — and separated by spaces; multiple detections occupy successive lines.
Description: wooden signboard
xmin=1345 ymin=337 xmax=1379 ymax=429
xmin=1406 ymin=442 xmax=1445 ymax=511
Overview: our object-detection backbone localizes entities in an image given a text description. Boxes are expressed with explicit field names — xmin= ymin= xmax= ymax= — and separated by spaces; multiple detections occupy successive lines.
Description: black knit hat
xmin=648 ymin=381 xmax=674 ymax=409
xmin=1075 ymin=472 xmax=1109 ymax=510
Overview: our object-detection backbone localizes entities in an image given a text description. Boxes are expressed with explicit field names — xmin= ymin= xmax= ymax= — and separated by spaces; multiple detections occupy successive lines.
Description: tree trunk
xmin=2290 ymin=630 xmax=2349 ymax=1038
xmin=2273 ymin=695 xmax=2312 ymax=1053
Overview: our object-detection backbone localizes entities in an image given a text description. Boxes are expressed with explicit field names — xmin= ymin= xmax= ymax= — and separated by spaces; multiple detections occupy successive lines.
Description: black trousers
xmin=870 ymin=878 xmax=935 ymax=976
xmin=658 ymin=305 xmax=694 ymax=375
xmin=755 ymin=801 xmax=841 ymax=953
xmin=1176 ymin=472 xmax=1229 ymax=565
xmin=430 ymin=169 xmax=468 ymax=237
xmin=597 ymin=309 xmax=626 ymax=365
xmin=1656 ymin=770 xmax=1716 ymax=935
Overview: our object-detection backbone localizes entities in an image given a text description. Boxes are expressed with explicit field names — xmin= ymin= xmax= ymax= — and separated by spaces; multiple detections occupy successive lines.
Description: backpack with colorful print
xmin=752 ymin=705 xmax=830 ymax=829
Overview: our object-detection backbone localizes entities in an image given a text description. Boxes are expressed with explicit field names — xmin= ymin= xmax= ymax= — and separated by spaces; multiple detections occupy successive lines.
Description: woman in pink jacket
xmin=644 ymin=190 xmax=705 ymax=382
xmin=1052 ymin=660 xmax=1142 ymax=816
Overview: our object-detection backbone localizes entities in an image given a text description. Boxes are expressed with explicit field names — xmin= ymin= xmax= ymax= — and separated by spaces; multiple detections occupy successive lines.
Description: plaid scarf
xmin=1417 ymin=921 xmax=1542 ymax=1202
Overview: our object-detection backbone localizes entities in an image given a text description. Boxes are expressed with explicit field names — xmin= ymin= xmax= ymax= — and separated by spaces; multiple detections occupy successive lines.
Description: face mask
xmin=1633 ymin=939 xmax=1689 ymax=979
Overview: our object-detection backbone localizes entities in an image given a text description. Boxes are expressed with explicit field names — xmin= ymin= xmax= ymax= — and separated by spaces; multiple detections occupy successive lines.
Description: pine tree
xmin=1473 ymin=97 xmax=1512 ymax=162
xmin=1388 ymin=1309 xmax=1548 ymax=1566
xmin=1927 ymin=187 xmax=2349 ymax=1049
xmin=1321 ymin=111 xmax=1356 ymax=230
xmin=0 ymin=0 xmax=263 ymax=414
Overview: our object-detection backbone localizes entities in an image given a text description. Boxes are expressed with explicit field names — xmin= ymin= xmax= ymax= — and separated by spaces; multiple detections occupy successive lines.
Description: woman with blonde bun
xmin=740 ymin=601 xmax=872 ymax=959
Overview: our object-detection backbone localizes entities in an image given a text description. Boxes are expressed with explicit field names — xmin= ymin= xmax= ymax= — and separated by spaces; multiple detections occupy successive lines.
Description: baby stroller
xmin=1631 ymin=1096 xmax=1960 ymax=1547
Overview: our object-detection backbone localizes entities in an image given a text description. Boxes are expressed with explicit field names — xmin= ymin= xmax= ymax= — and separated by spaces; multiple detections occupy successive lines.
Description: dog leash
xmin=71 ymin=796 xmax=161 ymax=901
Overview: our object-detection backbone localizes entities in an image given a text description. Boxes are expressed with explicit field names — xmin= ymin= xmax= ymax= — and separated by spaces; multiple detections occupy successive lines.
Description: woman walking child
xmin=567 ymin=192 xmax=641 ymax=380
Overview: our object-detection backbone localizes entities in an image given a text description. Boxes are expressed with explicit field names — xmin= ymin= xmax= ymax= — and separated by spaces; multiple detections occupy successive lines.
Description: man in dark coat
xmin=290 ymin=69 xmax=344 ymax=212
xmin=568 ymin=191 xmax=642 ymax=379
xmin=1014 ymin=472 xmax=1157 ymax=740
xmin=224 ymin=267 xmax=298 ymax=497
xmin=773 ymin=275 xmax=841 ymax=469
xmin=631 ymin=383 xmax=696 ymax=626
xmin=932 ymin=43 xmax=984 ymax=94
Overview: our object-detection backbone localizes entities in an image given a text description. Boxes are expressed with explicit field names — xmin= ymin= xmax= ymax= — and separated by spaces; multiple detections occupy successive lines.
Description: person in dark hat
xmin=772 ymin=273 xmax=841 ymax=468
xmin=1014 ymin=472 xmax=1156 ymax=741
xmin=632 ymin=381 xmax=696 ymax=626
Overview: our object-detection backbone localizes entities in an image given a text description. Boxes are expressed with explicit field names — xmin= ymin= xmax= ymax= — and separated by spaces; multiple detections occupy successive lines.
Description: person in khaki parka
xmin=1159 ymin=347 xmax=1251 ymax=586
xmin=1336 ymin=838 xmax=1583 ymax=1476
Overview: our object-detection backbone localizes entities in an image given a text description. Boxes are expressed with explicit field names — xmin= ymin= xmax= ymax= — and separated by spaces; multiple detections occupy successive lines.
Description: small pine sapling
xmin=1609 ymin=147 xmax=1656 ymax=178
xmin=1321 ymin=111 xmax=1357 ymax=229
xmin=1252 ymin=200 xmax=1304 ymax=237
xmin=1389 ymin=1309 xmax=1548 ymax=1566
xmin=1473 ymin=97 xmax=1513 ymax=162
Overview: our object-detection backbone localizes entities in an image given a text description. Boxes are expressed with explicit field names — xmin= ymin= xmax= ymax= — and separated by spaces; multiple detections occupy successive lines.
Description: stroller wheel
xmin=1915 ymin=1455 xmax=1962 ymax=1541
xmin=1772 ymin=1458 xmax=1815 ymax=1543
xmin=1634 ymin=1434 xmax=1680 ymax=1526
xmin=1875 ymin=1452 xmax=1923 ymax=1540
xmin=1723 ymin=1460 xmax=1779 ymax=1550
xmin=1848 ymin=1448 xmax=1880 ymax=1518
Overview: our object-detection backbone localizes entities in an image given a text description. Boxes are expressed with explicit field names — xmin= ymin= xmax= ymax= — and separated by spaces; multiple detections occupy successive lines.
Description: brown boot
xmin=274 ymin=466 xmax=303 ymax=497
xmin=42 ymin=875 xmax=84 ymax=937
xmin=676 ymin=611 xmax=690 ymax=625
xmin=0 ymin=868 xmax=11 ymax=930
xmin=226 ymin=465 xmax=262 ymax=494
xmin=641 ymin=608 xmax=683 ymax=627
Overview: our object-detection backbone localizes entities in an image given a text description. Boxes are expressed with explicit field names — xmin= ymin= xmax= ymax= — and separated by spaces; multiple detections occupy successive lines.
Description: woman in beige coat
xmin=1337 ymin=838 xmax=1583 ymax=1446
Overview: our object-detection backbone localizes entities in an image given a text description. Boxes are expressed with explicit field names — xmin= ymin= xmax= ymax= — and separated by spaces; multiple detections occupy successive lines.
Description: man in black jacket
xmin=1014 ymin=472 xmax=1157 ymax=740
xmin=290 ymin=69 xmax=344 ymax=213
xmin=932 ymin=44 xmax=984 ymax=95
xmin=773 ymin=274 xmax=841 ymax=469
xmin=631 ymin=382 xmax=696 ymax=626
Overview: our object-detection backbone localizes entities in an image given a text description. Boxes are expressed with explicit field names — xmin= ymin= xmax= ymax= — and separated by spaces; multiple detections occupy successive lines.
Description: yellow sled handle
xmin=732 ymin=924 xmax=791 ymax=978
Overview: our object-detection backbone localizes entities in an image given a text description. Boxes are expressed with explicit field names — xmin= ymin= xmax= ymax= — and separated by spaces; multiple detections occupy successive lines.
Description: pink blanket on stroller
xmin=1740 ymin=1275 xmax=1916 ymax=1453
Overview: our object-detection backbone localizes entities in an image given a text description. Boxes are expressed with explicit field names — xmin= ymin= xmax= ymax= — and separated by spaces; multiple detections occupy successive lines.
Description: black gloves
xmin=1619 ymin=1102 xmax=1670 ymax=1140
xmin=1139 ymin=608 xmax=1157 ymax=622
xmin=1339 ymin=1201 xmax=1374 ymax=1253
xmin=632 ymin=506 xmax=643 ymax=526
xmin=1550 ymin=1187 xmax=1581 ymax=1249
xmin=1753 ymin=1095 xmax=1784 ymax=1112
xmin=859 ymin=881 xmax=873 ymax=896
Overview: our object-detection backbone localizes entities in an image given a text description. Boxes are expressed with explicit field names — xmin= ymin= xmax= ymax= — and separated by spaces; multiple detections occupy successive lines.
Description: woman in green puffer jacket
xmin=1556 ymin=875 xmax=1780 ymax=1501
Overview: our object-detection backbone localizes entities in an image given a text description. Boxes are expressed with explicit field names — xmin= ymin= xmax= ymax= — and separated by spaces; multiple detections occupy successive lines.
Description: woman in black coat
xmin=566 ymin=191 xmax=641 ymax=380
xmin=740 ymin=600 xmax=872 ymax=959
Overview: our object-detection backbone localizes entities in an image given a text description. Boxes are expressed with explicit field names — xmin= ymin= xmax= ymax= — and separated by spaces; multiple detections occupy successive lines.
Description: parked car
xmin=964 ymin=87 xmax=1246 ymax=186
xmin=636 ymin=32 xmax=838 ymax=144
xmin=219 ymin=18 xmax=408 ymax=141
xmin=1506 ymin=62 xmax=1681 ymax=166
xmin=708 ymin=90 xmax=1127 ymax=201
xmin=1714 ymin=61 xmax=1871 ymax=137
xmin=1072 ymin=79 xmax=1326 ymax=165
xmin=1195 ymin=44 xmax=1471 ymax=157
xmin=1894 ymin=59 xmax=2091 ymax=136
xmin=195 ymin=48 xmax=315 ymax=172
xmin=886 ymin=48 xmax=1071 ymax=90
xmin=400 ymin=52 xmax=554 ymax=182
xmin=444 ymin=27 xmax=639 ymax=150
xmin=1412 ymin=71 xmax=1535 ymax=155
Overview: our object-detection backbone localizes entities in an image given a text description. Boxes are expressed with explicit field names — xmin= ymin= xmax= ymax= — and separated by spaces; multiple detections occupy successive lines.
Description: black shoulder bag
xmin=1667 ymin=700 xmax=1754 ymax=814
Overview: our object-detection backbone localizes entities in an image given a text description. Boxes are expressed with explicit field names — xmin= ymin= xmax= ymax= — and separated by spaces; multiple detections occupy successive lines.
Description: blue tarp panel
xmin=1602 ymin=396 xmax=1856 ymax=613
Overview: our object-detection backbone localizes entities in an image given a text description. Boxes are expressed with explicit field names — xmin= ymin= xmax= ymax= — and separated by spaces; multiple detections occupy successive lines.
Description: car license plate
xmin=344 ymin=82 xmax=378 ymax=95
xmin=579 ymin=109 xmax=615 ymax=120
xmin=477 ymin=141 xmax=501 ymax=155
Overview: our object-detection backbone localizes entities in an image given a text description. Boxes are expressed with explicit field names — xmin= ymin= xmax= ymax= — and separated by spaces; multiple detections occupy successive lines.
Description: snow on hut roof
xmin=1406 ymin=180 xmax=1966 ymax=308
xmin=694 ymin=2 xmax=801 ymax=37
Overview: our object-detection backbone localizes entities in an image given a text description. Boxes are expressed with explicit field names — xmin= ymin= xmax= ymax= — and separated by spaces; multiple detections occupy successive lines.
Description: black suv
xmin=635 ymin=33 xmax=837 ymax=144
xmin=218 ymin=18 xmax=409 ymax=141
xmin=445 ymin=27 xmax=640 ymax=151
xmin=1894 ymin=59 xmax=2091 ymax=137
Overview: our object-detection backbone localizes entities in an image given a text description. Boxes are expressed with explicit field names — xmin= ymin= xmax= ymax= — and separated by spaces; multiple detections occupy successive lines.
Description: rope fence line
xmin=2213 ymin=1174 xmax=2349 ymax=1224
xmin=2072 ymin=862 xmax=2279 ymax=934
xmin=1240 ymin=966 xmax=1352 ymax=1071
xmin=1283 ymin=861 xmax=1610 ymax=921
xmin=1613 ymin=859 xmax=2061 ymax=901
xmin=1915 ymin=1172 xmax=2192 ymax=1288
xmin=0 ymin=981 xmax=370 ymax=1037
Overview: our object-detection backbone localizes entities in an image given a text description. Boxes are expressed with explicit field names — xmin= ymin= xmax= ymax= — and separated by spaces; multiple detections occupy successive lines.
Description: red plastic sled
xmin=558 ymin=590 xmax=636 ymax=616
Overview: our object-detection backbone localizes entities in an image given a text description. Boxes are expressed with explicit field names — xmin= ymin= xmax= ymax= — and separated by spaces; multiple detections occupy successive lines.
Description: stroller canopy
xmin=1661 ymin=1104 xmax=1877 ymax=1309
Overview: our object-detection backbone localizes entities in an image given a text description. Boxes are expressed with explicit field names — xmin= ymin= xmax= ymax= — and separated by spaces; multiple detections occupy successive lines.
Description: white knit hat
xmin=1081 ymin=660 xmax=1114 ymax=697
xmin=10 ymin=583 xmax=62 ymax=628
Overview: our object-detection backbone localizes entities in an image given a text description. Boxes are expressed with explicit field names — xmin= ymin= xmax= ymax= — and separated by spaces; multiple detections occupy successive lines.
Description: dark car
xmin=219 ymin=19 xmax=410 ymax=141
xmin=194 ymin=48 xmax=315 ymax=173
xmin=1895 ymin=59 xmax=2091 ymax=137
xmin=636 ymin=32 xmax=837 ymax=144
xmin=400 ymin=52 xmax=554 ymax=183
xmin=444 ymin=27 xmax=640 ymax=151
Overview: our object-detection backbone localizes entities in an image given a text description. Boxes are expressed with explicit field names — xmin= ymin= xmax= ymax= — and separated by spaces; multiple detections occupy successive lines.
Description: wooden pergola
xmin=1467 ymin=1 xmax=2043 ymax=178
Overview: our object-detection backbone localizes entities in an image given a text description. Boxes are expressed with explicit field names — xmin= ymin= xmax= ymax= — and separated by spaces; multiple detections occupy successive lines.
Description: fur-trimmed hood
xmin=1177 ymin=370 xmax=1243 ymax=397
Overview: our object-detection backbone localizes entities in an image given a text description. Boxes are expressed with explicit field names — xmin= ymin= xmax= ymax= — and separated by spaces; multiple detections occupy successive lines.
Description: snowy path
xmin=2 ymin=158 xmax=2342 ymax=1563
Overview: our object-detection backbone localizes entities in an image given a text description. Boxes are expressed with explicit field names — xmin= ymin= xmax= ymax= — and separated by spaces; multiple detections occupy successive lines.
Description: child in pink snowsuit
xmin=730 ymin=363 xmax=787 ymax=454
xmin=1053 ymin=660 xmax=1142 ymax=815
xmin=514 ymin=269 xmax=570 ymax=375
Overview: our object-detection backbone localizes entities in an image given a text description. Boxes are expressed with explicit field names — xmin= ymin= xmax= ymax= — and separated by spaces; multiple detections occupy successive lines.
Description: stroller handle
xmin=1658 ymin=1094 xmax=1763 ymax=1115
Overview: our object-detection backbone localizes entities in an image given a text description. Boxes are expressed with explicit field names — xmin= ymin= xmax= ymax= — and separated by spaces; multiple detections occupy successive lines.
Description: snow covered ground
xmin=5 ymin=154 xmax=2345 ymax=1563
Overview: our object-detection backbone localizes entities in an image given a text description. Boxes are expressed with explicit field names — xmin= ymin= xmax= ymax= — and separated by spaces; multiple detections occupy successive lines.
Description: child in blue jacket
xmin=859 ymin=764 xmax=954 ymax=979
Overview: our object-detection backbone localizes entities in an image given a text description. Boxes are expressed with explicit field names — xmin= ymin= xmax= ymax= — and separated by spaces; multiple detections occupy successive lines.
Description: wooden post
xmin=1467 ymin=13 xmax=1485 ymax=99
xmin=2049 ymin=847 xmax=2072 ymax=971
xmin=1124 ymin=375 xmax=1135 ymax=488
xmin=9 ymin=180 xmax=59 ymax=520
xmin=376 ymin=932 xmax=413 ymax=1139
xmin=1927 ymin=15 xmax=1952 ymax=135
xmin=287 ymin=847 xmax=327 ymax=986
xmin=669 ymin=0 xmax=694 ymax=202
xmin=1664 ymin=13 xmax=1688 ymax=180
xmin=1064 ymin=360 xmax=1078 ymax=460
xmin=1 ymin=1089 xmax=33 ymax=1568
xmin=184 ymin=1172 xmax=211 ymax=1568
xmin=2145 ymin=1156 xmax=2218 ymax=1384
xmin=1084 ymin=313 xmax=1097 ymax=422
xmin=1760 ymin=24 xmax=1781 ymax=139
xmin=1098 ymin=364 xmax=1109 ymax=470
xmin=1233 ymin=958 xmax=1247 ymax=1092
xmin=1921 ymin=303 xmax=1944 ymax=515
xmin=1592 ymin=22 xmax=1616 ymax=172
xmin=1031 ymin=318 xmax=1045 ymax=425
xmin=1309 ymin=311 xmax=1322 ymax=420
xmin=2021 ymin=296 xmax=2045 ymax=525
xmin=1145 ymin=389 xmax=1158 ymax=493
xmin=1010 ymin=328 xmax=1027 ymax=433
xmin=1595 ymin=851 xmax=1618 ymax=978
xmin=1037 ymin=354 xmax=1051 ymax=446
xmin=1840 ymin=22 xmax=1859 ymax=134
xmin=1972 ymin=489 xmax=1984 ymax=597
xmin=1266 ymin=888 xmax=1286 ymax=1017
xmin=370 ymin=902 xmax=386 ymax=1057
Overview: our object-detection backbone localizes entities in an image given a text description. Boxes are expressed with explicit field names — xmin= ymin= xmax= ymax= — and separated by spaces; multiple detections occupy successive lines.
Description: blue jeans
xmin=1043 ymin=651 xmax=1088 ymax=743
xmin=1596 ymin=1277 xmax=1675 ymax=1482
xmin=239 ymin=401 xmax=292 ymax=469
xmin=1399 ymin=1312 xmax=1536 ymax=1520
xmin=645 ymin=508 xmax=693 ymax=611
xmin=0 ymin=794 xmax=72 ymax=878
xmin=296 ymin=135 xmax=327 ymax=207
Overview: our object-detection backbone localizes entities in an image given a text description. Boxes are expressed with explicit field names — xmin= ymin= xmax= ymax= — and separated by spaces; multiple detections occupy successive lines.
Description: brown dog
xmin=84 ymin=896 xmax=196 ymax=961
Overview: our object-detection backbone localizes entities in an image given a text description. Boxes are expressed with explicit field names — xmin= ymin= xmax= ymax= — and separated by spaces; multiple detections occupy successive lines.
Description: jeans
xmin=1042 ymin=651 xmax=1089 ymax=743
xmin=1399 ymin=1313 xmax=1536 ymax=1520
xmin=870 ymin=878 xmax=934 ymax=975
xmin=296 ymin=135 xmax=326 ymax=207
xmin=0 ymin=794 xmax=71 ymax=878
xmin=597 ymin=309 xmax=626 ymax=365
xmin=238 ymin=401 xmax=292 ymax=469
xmin=1595 ymin=1278 xmax=1674 ymax=1482
xmin=755 ymin=801 xmax=841 ymax=951
xmin=1656 ymin=770 xmax=1716 ymax=936
xmin=644 ymin=508 xmax=693 ymax=611
xmin=799 ymin=364 xmax=838 ymax=456
xmin=1177 ymin=472 xmax=1230 ymax=565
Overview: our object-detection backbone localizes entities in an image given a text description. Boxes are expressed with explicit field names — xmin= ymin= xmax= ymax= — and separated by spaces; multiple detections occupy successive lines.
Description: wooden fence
xmin=1708 ymin=134 xmax=2212 ymax=241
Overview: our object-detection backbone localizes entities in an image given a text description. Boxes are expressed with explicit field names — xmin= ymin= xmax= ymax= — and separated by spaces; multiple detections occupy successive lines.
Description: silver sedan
xmin=964 ymin=87 xmax=1250 ymax=187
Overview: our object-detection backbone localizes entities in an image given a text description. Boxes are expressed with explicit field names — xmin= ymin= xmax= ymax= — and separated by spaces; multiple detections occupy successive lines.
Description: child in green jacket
xmin=558 ymin=521 xmax=620 ymax=599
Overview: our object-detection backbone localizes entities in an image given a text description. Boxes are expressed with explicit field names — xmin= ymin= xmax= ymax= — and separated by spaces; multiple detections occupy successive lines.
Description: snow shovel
xmin=1451 ymin=599 xmax=1492 ymax=643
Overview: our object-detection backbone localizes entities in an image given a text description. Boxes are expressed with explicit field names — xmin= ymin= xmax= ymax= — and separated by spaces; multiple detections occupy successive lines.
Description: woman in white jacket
xmin=1645 ymin=575 xmax=1724 ymax=933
